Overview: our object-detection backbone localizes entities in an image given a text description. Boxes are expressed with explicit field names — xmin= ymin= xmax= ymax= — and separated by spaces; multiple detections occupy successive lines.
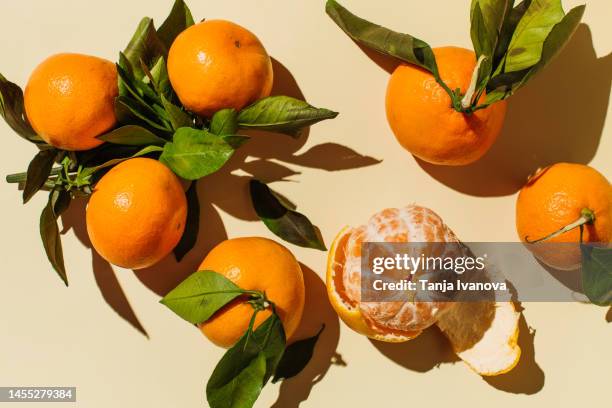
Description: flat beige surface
xmin=1 ymin=0 xmax=611 ymax=407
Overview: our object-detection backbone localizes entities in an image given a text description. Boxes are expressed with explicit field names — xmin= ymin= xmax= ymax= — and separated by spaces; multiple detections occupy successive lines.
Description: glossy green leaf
xmin=160 ymin=270 xmax=244 ymax=324
xmin=237 ymin=96 xmax=338 ymax=138
xmin=115 ymin=96 xmax=171 ymax=133
xmin=471 ymin=0 xmax=511 ymax=59
xmin=272 ymin=325 xmax=325 ymax=383
xmin=249 ymin=180 xmax=326 ymax=250
xmin=505 ymin=0 xmax=565 ymax=72
xmin=148 ymin=56 xmax=172 ymax=98
xmin=517 ymin=5 xmax=585 ymax=86
xmin=81 ymin=145 xmax=163 ymax=178
xmin=581 ymin=246 xmax=612 ymax=306
xmin=23 ymin=148 xmax=57 ymax=203
xmin=157 ymin=0 xmax=195 ymax=49
xmin=211 ymin=109 xmax=239 ymax=136
xmin=173 ymin=181 xmax=200 ymax=262
xmin=494 ymin=0 xmax=533 ymax=67
xmin=123 ymin=17 xmax=168 ymax=79
xmin=161 ymin=94 xmax=193 ymax=130
xmin=159 ymin=127 xmax=235 ymax=180
xmin=325 ymin=0 xmax=438 ymax=75
xmin=0 ymin=73 xmax=45 ymax=144
xmin=98 ymin=125 xmax=167 ymax=146
xmin=206 ymin=314 xmax=286 ymax=408
xmin=40 ymin=189 xmax=71 ymax=286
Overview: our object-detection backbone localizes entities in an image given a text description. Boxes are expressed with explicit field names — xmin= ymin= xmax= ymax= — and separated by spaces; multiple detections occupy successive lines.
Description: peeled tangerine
xmin=326 ymin=205 xmax=521 ymax=376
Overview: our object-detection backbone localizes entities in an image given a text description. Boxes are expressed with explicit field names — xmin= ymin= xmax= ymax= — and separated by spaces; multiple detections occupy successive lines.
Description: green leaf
xmin=471 ymin=0 xmax=511 ymax=59
xmin=206 ymin=314 xmax=286 ymax=408
xmin=81 ymin=145 xmax=163 ymax=178
xmin=157 ymin=0 xmax=195 ymax=49
xmin=211 ymin=109 xmax=239 ymax=136
xmin=148 ymin=56 xmax=172 ymax=98
xmin=494 ymin=0 xmax=533 ymax=67
xmin=161 ymin=94 xmax=193 ymax=130
xmin=516 ymin=5 xmax=585 ymax=86
xmin=160 ymin=270 xmax=244 ymax=324
xmin=581 ymin=246 xmax=612 ymax=306
xmin=0 ymin=73 xmax=45 ymax=144
xmin=249 ymin=180 xmax=326 ymax=251
xmin=173 ymin=181 xmax=200 ymax=262
xmin=115 ymin=96 xmax=171 ymax=133
xmin=325 ymin=0 xmax=439 ymax=75
xmin=504 ymin=0 xmax=565 ymax=72
xmin=123 ymin=17 xmax=168 ymax=80
xmin=98 ymin=125 xmax=167 ymax=146
xmin=40 ymin=189 xmax=71 ymax=286
xmin=23 ymin=148 xmax=57 ymax=203
xmin=483 ymin=4 xmax=584 ymax=106
xmin=237 ymin=96 xmax=338 ymax=138
xmin=272 ymin=325 xmax=325 ymax=383
xmin=159 ymin=127 xmax=235 ymax=180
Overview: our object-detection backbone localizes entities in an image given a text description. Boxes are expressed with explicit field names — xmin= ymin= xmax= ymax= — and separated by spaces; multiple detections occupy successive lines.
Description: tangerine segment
xmin=326 ymin=205 xmax=461 ymax=342
xmin=24 ymin=53 xmax=118 ymax=151
xmin=167 ymin=19 xmax=273 ymax=117
xmin=86 ymin=158 xmax=187 ymax=270
xmin=199 ymin=237 xmax=305 ymax=348
xmin=386 ymin=47 xmax=507 ymax=165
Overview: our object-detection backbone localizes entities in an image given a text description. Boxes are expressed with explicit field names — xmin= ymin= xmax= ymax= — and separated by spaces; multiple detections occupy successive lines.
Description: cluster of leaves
xmin=2 ymin=0 xmax=336 ymax=284
xmin=160 ymin=270 xmax=324 ymax=408
xmin=326 ymin=0 xmax=585 ymax=112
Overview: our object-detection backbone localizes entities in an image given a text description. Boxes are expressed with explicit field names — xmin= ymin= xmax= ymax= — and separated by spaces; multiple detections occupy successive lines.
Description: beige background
xmin=1 ymin=0 xmax=610 ymax=407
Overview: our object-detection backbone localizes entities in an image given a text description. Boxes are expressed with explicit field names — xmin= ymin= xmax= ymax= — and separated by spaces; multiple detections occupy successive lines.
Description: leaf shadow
xmin=271 ymin=264 xmax=342 ymax=408
xmin=416 ymin=24 xmax=610 ymax=196
xmin=60 ymin=198 xmax=148 ymax=337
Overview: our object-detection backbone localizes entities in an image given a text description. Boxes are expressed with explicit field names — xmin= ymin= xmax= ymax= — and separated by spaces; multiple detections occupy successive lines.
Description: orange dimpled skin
xmin=516 ymin=163 xmax=612 ymax=269
xmin=167 ymin=20 xmax=273 ymax=117
xmin=24 ymin=53 xmax=118 ymax=151
xmin=386 ymin=47 xmax=507 ymax=165
xmin=199 ymin=237 xmax=305 ymax=348
xmin=86 ymin=158 xmax=187 ymax=270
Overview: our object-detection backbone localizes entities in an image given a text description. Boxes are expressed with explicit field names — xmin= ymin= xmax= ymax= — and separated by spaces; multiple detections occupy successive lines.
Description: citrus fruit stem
xmin=461 ymin=55 xmax=486 ymax=111
xmin=525 ymin=208 xmax=596 ymax=243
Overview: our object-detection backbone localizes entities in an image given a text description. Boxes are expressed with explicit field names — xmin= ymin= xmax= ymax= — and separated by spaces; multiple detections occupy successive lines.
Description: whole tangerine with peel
xmin=86 ymin=158 xmax=187 ymax=270
xmin=386 ymin=47 xmax=507 ymax=165
xmin=516 ymin=162 xmax=612 ymax=270
xmin=199 ymin=237 xmax=305 ymax=348
xmin=167 ymin=19 xmax=273 ymax=117
xmin=24 ymin=53 xmax=118 ymax=151
xmin=327 ymin=204 xmax=521 ymax=375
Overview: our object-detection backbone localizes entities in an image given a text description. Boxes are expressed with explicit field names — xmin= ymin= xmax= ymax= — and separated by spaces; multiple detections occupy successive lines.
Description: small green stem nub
xmin=526 ymin=208 xmax=596 ymax=244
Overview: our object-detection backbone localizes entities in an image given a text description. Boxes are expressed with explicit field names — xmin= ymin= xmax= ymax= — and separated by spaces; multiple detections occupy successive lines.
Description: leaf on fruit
xmin=249 ymin=179 xmax=326 ymax=251
xmin=470 ymin=0 xmax=511 ymax=59
xmin=0 ymin=73 xmax=45 ymax=145
xmin=160 ymin=94 xmax=193 ymax=130
xmin=157 ymin=0 xmax=195 ymax=49
xmin=581 ymin=245 xmax=612 ymax=306
xmin=237 ymin=96 xmax=337 ymax=138
xmin=23 ymin=148 xmax=57 ymax=203
xmin=160 ymin=270 xmax=244 ymax=324
xmin=159 ymin=127 xmax=235 ymax=180
xmin=40 ymin=188 xmax=71 ymax=285
xmin=504 ymin=0 xmax=565 ymax=73
xmin=123 ymin=17 xmax=168 ymax=80
xmin=211 ymin=109 xmax=239 ymax=136
xmin=98 ymin=125 xmax=167 ymax=146
xmin=206 ymin=314 xmax=286 ymax=408
xmin=326 ymin=0 xmax=439 ymax=75
xmin=272 ymin=325 xmax=325 ymax=383
xmin=173 ymin=181 xmax=200 ymax=262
